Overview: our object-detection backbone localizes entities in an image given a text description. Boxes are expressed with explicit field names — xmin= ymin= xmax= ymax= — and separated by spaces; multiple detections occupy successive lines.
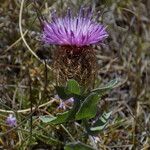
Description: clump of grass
xmin=0 ymin=0 xmax=150 ymax=149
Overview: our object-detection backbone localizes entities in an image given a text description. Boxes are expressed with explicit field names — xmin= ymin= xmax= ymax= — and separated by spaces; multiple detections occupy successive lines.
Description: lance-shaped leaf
xmin=91 ymin=79 xmax=118 ymax=93
xmin=39 ymin=115 xmax=56 ymax=123
xmin=90 ymin=111 xmax=112 ymax=131
xmin=39 ymin=111 xmax=69 ymax=124
xmin=75 ymin=93 xmax=100 ymax=120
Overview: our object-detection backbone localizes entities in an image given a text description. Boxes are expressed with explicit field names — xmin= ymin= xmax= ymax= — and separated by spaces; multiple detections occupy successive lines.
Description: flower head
xmin=42 ymin=7 xmax=108 ymax=47
xmin=6 ymin=114 xmax=17 ymax=127
xmin=55 ymin=95 xmax=74 ymax=110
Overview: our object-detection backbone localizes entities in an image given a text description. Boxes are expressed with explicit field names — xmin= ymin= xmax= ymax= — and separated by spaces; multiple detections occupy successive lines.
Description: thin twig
xmin=0 ymin=99 xmax=56 ymax=114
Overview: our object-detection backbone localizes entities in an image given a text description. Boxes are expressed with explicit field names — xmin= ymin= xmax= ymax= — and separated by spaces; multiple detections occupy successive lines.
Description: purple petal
xmin=6 ymin=114 xmax=17 ymax=127
xmin=42 ymin=7 xmax=108 ymax=46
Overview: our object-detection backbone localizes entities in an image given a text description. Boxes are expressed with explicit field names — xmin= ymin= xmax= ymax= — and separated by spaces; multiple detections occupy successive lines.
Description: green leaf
xmin=91 ymin=79 xmax=118 ymax=93
xmin=64 ymin=142 xmax=95 ymax=150
xmin=39 ymin=98 xmax=81 ymax=125
xmin=39 ymin=111 xmax=69 ymax=124
xmin=50 ymin=111 xmax=70 ymax=124
xmin=67 ymin=98 xmax=81 ymax=120
xmin=55 ymin=80 xmax=81 ymax=99
xmin=75 ymin=93 xmax=100 ymax=120
xmin=66 ymin=79 xmax=80 ymax=95
xmin=39 ymin=115 xmax=56 ymax=123
xmin=90 ymin=111 xmax=112 ymax=131
xmin=55 ymin=86 xmax=70 ymax=99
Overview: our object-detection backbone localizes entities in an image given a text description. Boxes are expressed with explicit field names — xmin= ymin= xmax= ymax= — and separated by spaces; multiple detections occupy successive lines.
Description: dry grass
xmin=0 ymin=0 xmax=150 ymax=149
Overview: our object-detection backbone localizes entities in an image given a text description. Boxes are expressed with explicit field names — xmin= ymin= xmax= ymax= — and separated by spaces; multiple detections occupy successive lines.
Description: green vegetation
xmin=0 ymin=0 xmax=150 ymax=149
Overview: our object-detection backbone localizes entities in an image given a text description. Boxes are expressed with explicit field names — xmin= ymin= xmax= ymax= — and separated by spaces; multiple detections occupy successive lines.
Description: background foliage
xmin=0 ymin=0 xmax=150 ymax=149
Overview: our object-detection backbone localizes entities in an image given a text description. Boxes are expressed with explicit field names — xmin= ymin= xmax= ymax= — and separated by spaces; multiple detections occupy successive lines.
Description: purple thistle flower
xmin=6 ymin=114 xmax=17 ymax=127
xmin=42 ymin=7 xmax=108 ymax=47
